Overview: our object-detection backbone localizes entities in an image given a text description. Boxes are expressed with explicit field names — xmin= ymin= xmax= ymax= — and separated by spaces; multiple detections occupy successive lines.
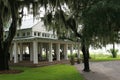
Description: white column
xmin=33 ymin=41 xmax=38 ymax=64
xmin=19 ymin=43 xmax=23 ymax=61
xmin=30 ymin=43 xmax=33 ymax=61
xmin=10 ymin=45 xmax=13 ymax=61
xmin=56 ymin=43 xmax=60 ymax=61
xmin=70 ymin=44 xmax=73 ymax=55
xmin=48 ymin=42 xmax=53 ymax=62
xmin=78 ymin=44 xmax=80 ymax=58
xmin=64 ymin=44 xmax=68 ymax=60
xmin=13 ymin=42 xmax=18 ymax=63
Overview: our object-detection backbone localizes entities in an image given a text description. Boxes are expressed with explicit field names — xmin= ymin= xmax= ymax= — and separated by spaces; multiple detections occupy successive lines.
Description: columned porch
xmin=10 ymin=38 xmax=81 ymax=64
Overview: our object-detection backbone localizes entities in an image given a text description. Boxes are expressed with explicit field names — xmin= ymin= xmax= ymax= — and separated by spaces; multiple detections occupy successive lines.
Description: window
xmin=42 ymin=33 xmax=44 ymax=37
xmin=38 ymin=32 xmax=41 ymax=36
xmin=22 ymin=32 xmax=25 ymax=36
xmin=34 ymin=32 xmax=36 ymax=36
xmin=27 ymin=32 xmax=30 ymax=36
xmin=17 ymin=33 xmax=19 ymax=37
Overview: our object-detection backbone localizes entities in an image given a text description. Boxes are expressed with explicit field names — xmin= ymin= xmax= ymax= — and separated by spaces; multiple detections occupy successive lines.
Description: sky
xmin=89 ymin=44 xmax=120 ymax=54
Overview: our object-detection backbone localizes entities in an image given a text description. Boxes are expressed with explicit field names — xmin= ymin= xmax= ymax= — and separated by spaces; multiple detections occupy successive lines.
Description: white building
xmin=7 ymin=19 xmax=81 ymax=64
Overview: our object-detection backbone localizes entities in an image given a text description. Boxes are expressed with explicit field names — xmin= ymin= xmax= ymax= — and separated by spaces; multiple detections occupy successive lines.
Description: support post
xmin=48 ymin=42 xmax=53 ymax=62
xmin=13 ymin=42 xmax=18 ymax=63
xmin=33 ymin=41 xmax=38 ymax=64
xmin=9 ymin=45 xmax=13 ymax=61
xmin=64 ymin=44 xmax=68 ymax=60
xmin=56 ymin=43 xmax=60 ymax=61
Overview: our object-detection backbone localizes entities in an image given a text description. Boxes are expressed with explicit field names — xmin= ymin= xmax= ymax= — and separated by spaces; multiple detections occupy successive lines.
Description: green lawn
xmin=90 ymin=53 xmax=120 ymax=62
xmin=0 ymin=64 xmax=84 ymax=80
xmin=91 ymin=57 xmax=120 ymax=62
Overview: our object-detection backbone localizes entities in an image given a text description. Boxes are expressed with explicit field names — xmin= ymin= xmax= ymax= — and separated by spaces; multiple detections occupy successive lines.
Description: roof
xmin=13 ymin=36 xmax=75 ymax=44
xmin=20 ymin=18 xmax=40 ymax=29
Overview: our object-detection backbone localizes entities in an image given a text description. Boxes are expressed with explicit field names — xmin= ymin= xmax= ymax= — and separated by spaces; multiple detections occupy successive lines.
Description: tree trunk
xmin=0 ymin=45 xmax=9 ymax=71
xmin=0 ymin=13 xmax=9 ymax=70
xmin=81 ymin=42 xmax=90 ymax=72
xmin=3 ymin=42 xmax=10 ymax=70
xmin=0 ymin=6 xmax=8 ymax=70
xmin=112 ymin=42 xmax=116 ymax=58
xmin=0 ymin=0 xmax=18 ymax=70
xmin=0 ymin=49 xmax=5 ymax=70
xmin=86 ymin=47 xmax=91 ymax=59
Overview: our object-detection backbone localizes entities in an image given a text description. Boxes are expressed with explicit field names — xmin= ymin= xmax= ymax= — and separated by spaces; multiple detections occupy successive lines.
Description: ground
xmin=75 ymin=61 xmax=120 ymax=80
xmin=0 ymin=64 xmax=84 ymax=80
xmin=1 ymin=61 xmax=120 ymax=80
xmin=0 ymin=69 xmax=23 ymax=74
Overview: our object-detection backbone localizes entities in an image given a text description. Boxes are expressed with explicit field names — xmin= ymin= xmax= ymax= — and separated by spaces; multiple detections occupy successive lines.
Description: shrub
xmin=77 ymin=58 xmax=81 ymax=64
xmin=107 ymin=49 xmax=118 ymax=58
xmin=70 ymin=55 xmax=75 ymax=65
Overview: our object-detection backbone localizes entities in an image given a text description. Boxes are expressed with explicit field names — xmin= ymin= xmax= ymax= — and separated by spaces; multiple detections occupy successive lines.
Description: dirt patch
xmin=0 ymin=69 xmax=23 ymax=74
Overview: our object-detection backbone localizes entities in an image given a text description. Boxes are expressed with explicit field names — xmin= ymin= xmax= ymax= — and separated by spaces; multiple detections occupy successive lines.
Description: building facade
xmin=6 ymin=20 xmax=81 ymax=64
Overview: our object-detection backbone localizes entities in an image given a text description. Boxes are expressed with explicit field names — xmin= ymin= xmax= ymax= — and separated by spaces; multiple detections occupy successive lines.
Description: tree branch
xmin=4 ymin=0 xmax=18 ymax=50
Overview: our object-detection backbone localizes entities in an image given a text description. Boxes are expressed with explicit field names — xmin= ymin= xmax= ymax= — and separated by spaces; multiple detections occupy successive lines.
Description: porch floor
xmin=9 ymin=60 xmax=70 ymax=67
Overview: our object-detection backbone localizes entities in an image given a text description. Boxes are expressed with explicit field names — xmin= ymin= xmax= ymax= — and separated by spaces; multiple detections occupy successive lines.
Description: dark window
xmin=17 ymin=33 xmax=19 ymax=37
xmin=27 ymin=32 xmax=30 ymax=36
xmin=34 ymin=32 xmax=36 ymax=36
xmin=42 ymin=33 xmax=44 ymax=37
xmin=45 ymin=33 xmax=46 ymax=37
xmin=22 ymin=32 xmax=25 ymax=36
xmin=38 ymin=32 xmax=41 ymax=36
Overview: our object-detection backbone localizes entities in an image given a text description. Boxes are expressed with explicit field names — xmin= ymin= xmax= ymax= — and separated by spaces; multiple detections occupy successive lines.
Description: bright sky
xmin=89 ymin=44 xmax=120 ymax=54
xmin=20 ymin=7 xmax=45 ymax=29
xmin=23 ymin=7 xmax=45 ymax=20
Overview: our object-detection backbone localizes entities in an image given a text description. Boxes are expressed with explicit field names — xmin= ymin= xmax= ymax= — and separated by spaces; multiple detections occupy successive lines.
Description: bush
xmin=107 ymin=49 xmax=118 ymax=58
xmin=70 ymin=55 xmax=75 ymax=65
xmin=77 ymin=58 xmax=81 ymax=64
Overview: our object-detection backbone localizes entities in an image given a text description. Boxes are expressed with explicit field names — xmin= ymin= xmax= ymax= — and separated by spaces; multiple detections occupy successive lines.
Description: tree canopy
xmin=82 ymin=0 xmax=120 ymax=47
xmin=0 ymin=0 xmax=120 ymax=71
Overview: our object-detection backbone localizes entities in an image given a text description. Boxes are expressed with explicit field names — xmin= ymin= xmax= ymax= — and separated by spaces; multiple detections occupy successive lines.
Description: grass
xmin=91 ymin=58 xmax=120 ymax=62
xmin=0 ymin=64 xmax=84 ymax=80
xmin=90 ymin=53 xmax=120 ymax=62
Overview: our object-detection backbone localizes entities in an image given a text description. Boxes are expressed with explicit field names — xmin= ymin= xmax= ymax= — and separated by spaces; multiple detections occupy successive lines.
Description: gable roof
xmin=20 ymin=18 xmax=39 ymax=29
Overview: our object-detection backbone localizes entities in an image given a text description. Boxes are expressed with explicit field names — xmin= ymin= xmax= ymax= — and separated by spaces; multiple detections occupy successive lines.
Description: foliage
xmin=43 ymin=0 xmax=120 ymax=71
xmin=0 ymin=65 xmax=84 ymax=80
xmin=0 ymin=0 xmax=77 ymax=70
xmin=70 ymin=55 xmax=75 ymax=65
xmin=107 ymin=49 xmax=119 ymax=58
xmin=1 ymin=0 xmax=120 ymax=71
xmin=77 ymin=58 xmax=81 ymax=64
xmin=82 ymin=0 xmax=120 ymax=47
